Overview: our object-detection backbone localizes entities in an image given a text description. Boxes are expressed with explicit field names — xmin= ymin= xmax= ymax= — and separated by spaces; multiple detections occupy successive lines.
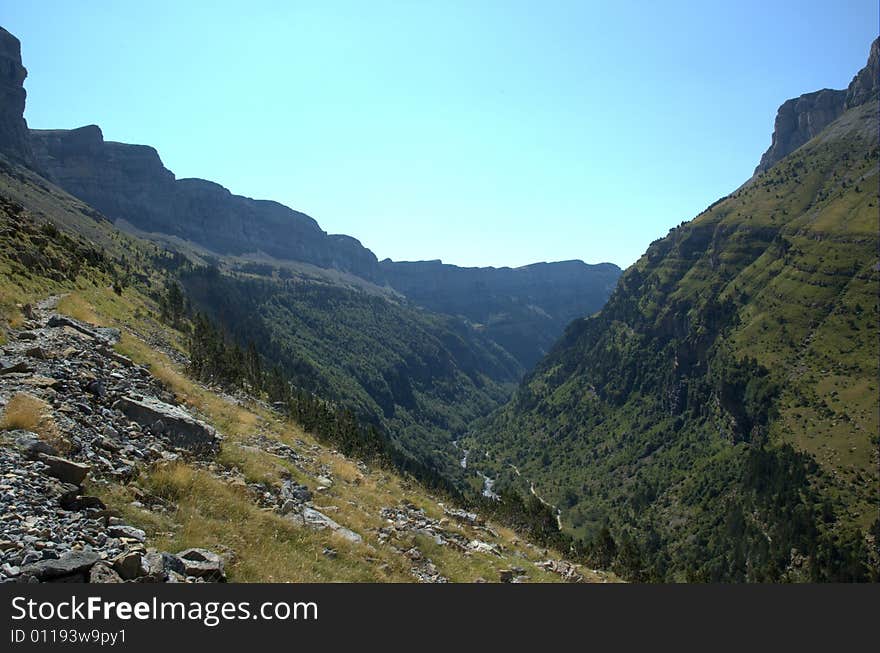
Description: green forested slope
xmin=175 ymin=265 xmax=522 ymax=481
xmin=472 ymin=99 xmax=879 ymax=581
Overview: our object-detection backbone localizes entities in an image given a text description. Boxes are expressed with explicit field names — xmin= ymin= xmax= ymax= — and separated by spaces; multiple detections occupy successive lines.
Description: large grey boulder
xmin=139 ymin=551 xmax=186 ymax=581
xmin=113 ymin=396 xmax=217 ymax=450
xmin=46 ymin=314 xmax=120 ymax=344
xmin=292 ymin=508 xmax=363 ymax=544
xmin=108 ymin=525 xmax=146 ymax=543
xmin=37 ymin=454 xmax=90 ymax=485
xmin=112 ymin=551 xmax=143 ymax=580
xmin=20 ymin=550 xmax=99 ymax=581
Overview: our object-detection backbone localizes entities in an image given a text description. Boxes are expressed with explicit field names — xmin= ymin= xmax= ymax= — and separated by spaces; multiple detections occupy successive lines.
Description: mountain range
xmin=0 ymin=23 xmax=877 ymax=583
xmin=0 ymin=24 xmax=620 ymax=481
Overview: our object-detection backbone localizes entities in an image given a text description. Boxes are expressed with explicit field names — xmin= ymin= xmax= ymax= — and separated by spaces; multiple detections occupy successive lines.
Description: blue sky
xmin=4 ymin=1 xmax=877 ymax=268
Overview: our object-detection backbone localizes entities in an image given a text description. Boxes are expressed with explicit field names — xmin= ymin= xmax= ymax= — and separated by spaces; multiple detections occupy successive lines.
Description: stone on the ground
xmin=296 ymin=507 xmax=363 ymax=543
xmin=112 ymin=551 xmax=143 ymax=580
xmin=176 ymin=548 xmax=225 ymax=581
xmin=140 ymin=552 xmax=186 ymax=581
xmin=36 ymin=454 xmax=90 ymax=485
xmin=47 ymin=314 xmax=120 ymax=344
xmin=0 ymin=359 xmax=33 ymax=375
xmin=12 ymin=430 xmax=57 ymax=459
xmin=20 ymin=550 xmax=99 ymax=581
xmin=113 ymin=396 xmax=217 ymax=450
xmin=89 ymin=561 xmax=123 ymax=583
xmin=108 ymin=525 xmax=146 ymax=542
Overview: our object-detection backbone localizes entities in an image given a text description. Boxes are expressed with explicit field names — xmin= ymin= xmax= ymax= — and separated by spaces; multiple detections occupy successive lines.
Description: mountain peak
xmin=845 ymin=36 xmax=879 ymax=109
xmin=753 ymin=37 xmax=878 ymax=176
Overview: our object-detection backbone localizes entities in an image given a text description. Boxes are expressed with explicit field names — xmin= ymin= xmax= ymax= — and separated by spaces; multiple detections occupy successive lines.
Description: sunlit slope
xmin=472 ymin=100 xmax=878 ymax=581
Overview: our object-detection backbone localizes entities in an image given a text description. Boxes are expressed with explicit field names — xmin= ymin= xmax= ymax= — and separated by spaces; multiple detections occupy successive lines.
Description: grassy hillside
xmin=471 ymin=100 xmax=879 ymax=581
xmin=0 ymin=157 xmax=613 ymax=583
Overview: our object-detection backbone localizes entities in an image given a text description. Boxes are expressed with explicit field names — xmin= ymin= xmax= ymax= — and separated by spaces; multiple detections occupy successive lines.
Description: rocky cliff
xmin=29 ymin=125 xmax=384 ymax=280
xmin=845 ymin=36 xmax=880 ymax=108
xmin=0 ymin=27 xmax=34 ymax=166
xmin=381 ymin=258 xmax=621 ymax=368
xmin=753 ymin=88 xmax=846 ymax=175
xmin=753 ymin=37 xmax=879 ymax=175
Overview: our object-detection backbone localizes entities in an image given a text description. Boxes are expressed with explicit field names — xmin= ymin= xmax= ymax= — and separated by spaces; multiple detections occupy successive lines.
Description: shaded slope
xmin=381 ymin=259 xmax=621 ymax=369
xmin=29 ymin=125 xmax=383 ymax=280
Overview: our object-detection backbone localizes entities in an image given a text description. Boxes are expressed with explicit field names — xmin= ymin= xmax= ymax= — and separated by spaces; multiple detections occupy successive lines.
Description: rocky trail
xmin=0 ymin=298 xmax=603 ymax=583
xmin=0 ymin=297 xmax=226 ymax=582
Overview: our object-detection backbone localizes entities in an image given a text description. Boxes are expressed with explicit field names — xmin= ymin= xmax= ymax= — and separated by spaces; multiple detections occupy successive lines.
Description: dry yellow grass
xmin=0 ymin=287 xmax=29 ymax=344
xmin=93 ymin=461 xmax=415 ymax=582
xmin=57 ymin=293 xmax=102 ymax=325
xmin=0 ymin=392 xmax=70 ymax=453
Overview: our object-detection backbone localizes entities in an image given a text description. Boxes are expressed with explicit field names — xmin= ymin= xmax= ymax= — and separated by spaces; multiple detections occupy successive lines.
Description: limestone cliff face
xmin=753 ymin=89 xmax=846 ymax=176
xmin=0 ymin=27 xmax=34 ymax=166
xmin=29 ymin=126 xmax=383 ymax=280
xmin=30 ymin=125 xmax=177 ymax=226
xmin=380 ymin=259 xmax=622 ymax=368
xmin=754 ymin=37 xmax=879 ymax=176
xmin=27 ymin=123 xmax=620 ymax=336
xmin=845 ymin=37 xmax=879 ymax=109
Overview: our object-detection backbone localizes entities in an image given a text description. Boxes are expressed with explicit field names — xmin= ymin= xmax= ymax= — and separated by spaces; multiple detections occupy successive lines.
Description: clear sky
xmin=4 ymin=1 xmax=877 ymax=268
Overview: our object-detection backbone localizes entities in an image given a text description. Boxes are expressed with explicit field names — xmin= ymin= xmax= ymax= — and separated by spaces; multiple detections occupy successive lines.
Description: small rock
xmin=36 ymin=454 xmax=90 ymax=485
xmin=0 ymin=360 xmax=33 ymax=375
xmin=24 ymin=347 xmax=48 ymax=360
xmin=1 ymin=563 xmax=21 ymax=577
xmin=113 ymin=551 xmax=143 ymax=580
xmin=85 ymin=379 xmax=106 ymax=398
xmin=279 ymin=499 xmax=299 ymax=515
xmin=108 ymin=525 xmax=146 ymax=543
xmin=12 ymin=431 xmax=58 ymax=460
xmin=89 ymin=561 xmax=123 ymax=583
xmin=176 ymin=548 xmax=225 ymax=581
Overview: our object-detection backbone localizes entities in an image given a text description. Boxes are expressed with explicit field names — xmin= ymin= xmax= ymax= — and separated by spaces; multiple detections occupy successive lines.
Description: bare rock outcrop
xmin=0 ymin=27 xmax=34 ymax=166
xmin=754 ymin=37 xmax=879 ymax=176
xmin=113 ymin=395 xmax=218 ymax=451
xmin=27 ymin=126 xmax=384 ymax=281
